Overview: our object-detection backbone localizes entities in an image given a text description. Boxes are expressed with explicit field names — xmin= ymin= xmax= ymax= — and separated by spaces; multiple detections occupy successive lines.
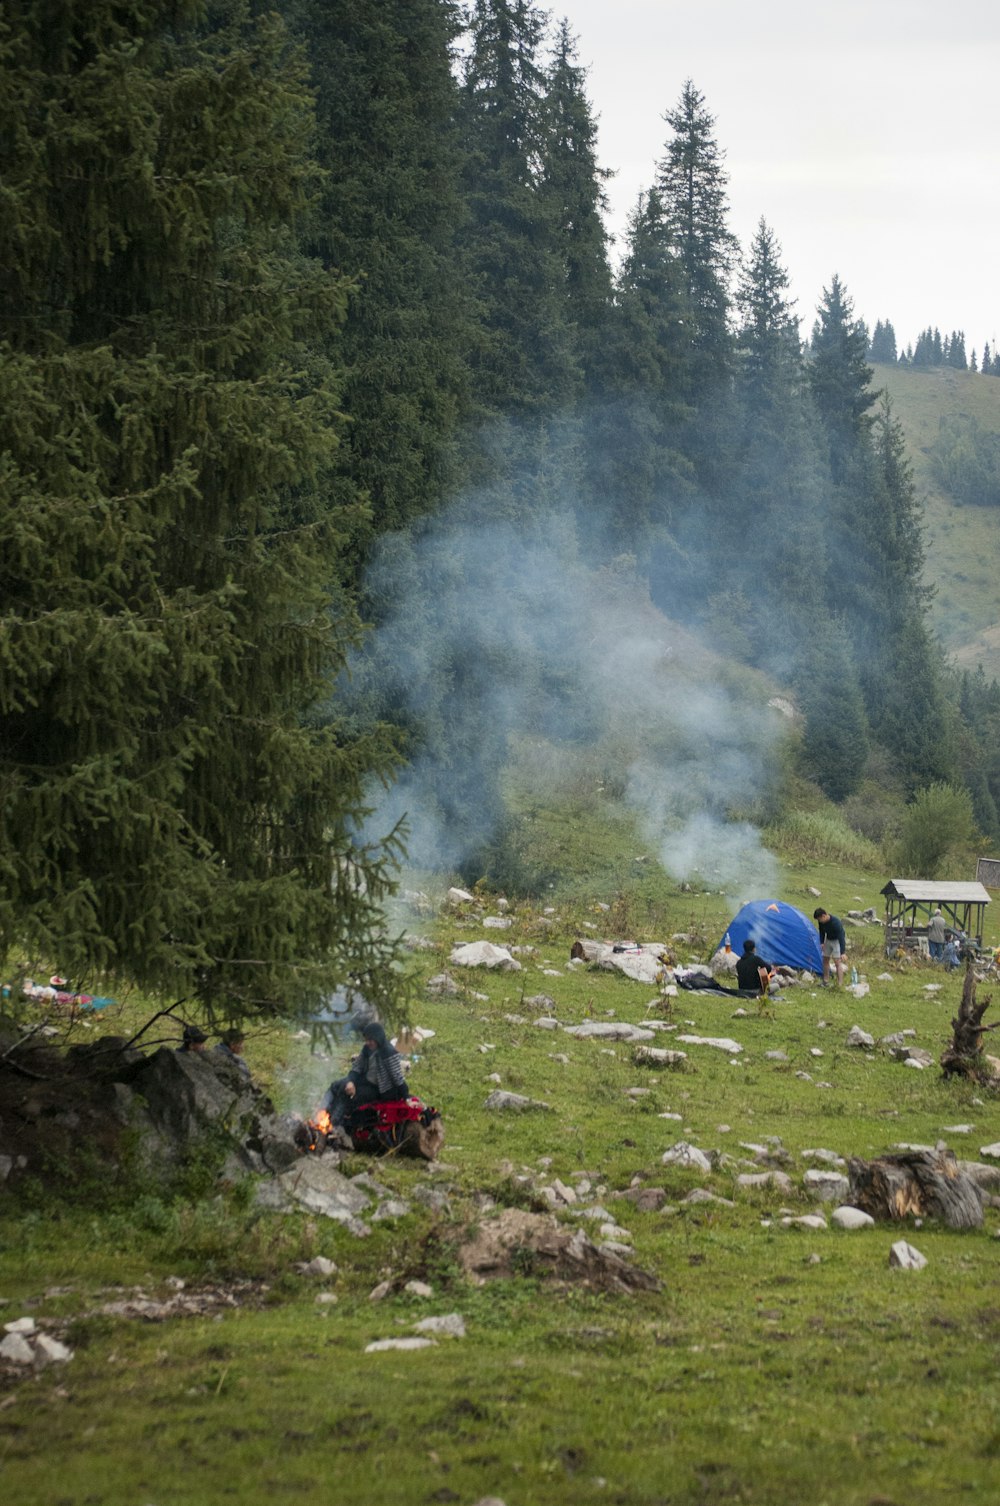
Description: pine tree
xmin=538 ymin=20 xmax=614 ymax=386
xmin=808 ymin=275 xmax=876 ymax=479
xmin=458 ymin=0 xmax=580 ymax=428
xmin=869 ymin=318 xmax=897 ymax=363
xmin=0 ymin=0 xmax=402 ymax=1019
xmin=584 ymin=189 xmax=691 ymax=551
xmin=655 ymin=80 xmax=737 ymax=397
xmin=291 ymin=0 xmax=471 ymax=541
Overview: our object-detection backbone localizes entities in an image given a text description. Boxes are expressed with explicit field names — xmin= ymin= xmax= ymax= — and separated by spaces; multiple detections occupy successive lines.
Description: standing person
xmin=927 ymin=907 xmax=946 ymax=961
xmin=323 ymin=1022 xmax=409 ymax=1137
xmin=813 ymin=909 xmax=847 ymax=986
xmin=735 ymin=938 xmax=773 ymax=996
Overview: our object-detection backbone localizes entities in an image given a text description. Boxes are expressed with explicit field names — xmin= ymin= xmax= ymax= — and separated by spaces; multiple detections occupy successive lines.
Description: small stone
xmin=661 ymin=1141 xmax=712 ymax=1172
xmin=4 ymin=1317 xmax=36 ymax=1335
xmin=781 ymin=1214 xmax=827 ymax=1231
xmin=413 ymin=1313 xmax=466 ymax=1338
xmin=299 ymin=1256 xmax=337 ymax=1278
xmin=163 ymin=1275 xmax=186 ymax=1291
xmin=845 ymin=1025 xmax=875 ymax=1048
xmin=368 ymin=1281 xmax=393 ymax=1302
xmin=33 ymin=1333 xmax=73 ymax=1365
xmin=0 ymin=1332 xmax=34 ymax=1365
xmin=404 ymin=1281 xmax=433 ymax=1298
xmin=315 ymin=1292 xmax=338 ymax=1305
xmin=365 ymin=1337 xmax=437 ymax=1352
xmin=831 ymin=1206 xmax=874 ymax=1230
xmin=889 ymin=1240 xmax=928 ymax=1270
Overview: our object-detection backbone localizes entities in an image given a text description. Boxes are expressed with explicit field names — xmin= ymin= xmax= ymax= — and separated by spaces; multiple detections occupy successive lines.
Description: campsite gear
xmin=716 ymin=900 xmax=823 ymax=976
xmin=344 ymin=1096 xmax=443 ymax=1158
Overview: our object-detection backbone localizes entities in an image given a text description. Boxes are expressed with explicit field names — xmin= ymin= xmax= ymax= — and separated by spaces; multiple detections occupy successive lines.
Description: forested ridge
xmin=2 ymin=0 xmax=998 ymax=1019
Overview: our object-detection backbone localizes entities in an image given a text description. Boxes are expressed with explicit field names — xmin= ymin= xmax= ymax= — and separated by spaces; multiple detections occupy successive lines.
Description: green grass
xmin=4 ymin=868 xmax=1000 ymax=1505
xmin=874 ymin=362 xmax=1000 ymax=677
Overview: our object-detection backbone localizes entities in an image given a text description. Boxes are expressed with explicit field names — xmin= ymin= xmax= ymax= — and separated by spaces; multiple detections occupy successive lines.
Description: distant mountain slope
xmin=872 ymin=362 xmax=1000 ymax=680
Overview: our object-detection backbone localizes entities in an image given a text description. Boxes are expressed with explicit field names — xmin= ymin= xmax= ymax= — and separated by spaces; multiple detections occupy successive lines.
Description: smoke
xmin=350 ymin=491 xmax=785 ymax=899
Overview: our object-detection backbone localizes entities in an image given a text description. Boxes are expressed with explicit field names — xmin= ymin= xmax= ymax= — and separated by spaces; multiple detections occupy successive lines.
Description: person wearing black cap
xmin=323 ymin=1021 xmax=409 ymax=1132
xmin=177 ymin=1024 xmax=208 ymax=1053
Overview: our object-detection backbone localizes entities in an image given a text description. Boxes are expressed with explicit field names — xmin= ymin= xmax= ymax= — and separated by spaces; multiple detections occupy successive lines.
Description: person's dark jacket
xmin=817 ymin=914 xmax=847 ymax=949
xmin=736 ymin=951 xmax=770 ymax=991
xmin=348 ymin=1023 xmax=409 ymax=1100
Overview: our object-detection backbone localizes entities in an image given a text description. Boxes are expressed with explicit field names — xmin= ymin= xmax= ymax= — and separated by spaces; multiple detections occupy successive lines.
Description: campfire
xmin=294 ymin=1109 xmax=337 ymax=1155
xmin=293 ymin=1097 xmax=445 ymax=1160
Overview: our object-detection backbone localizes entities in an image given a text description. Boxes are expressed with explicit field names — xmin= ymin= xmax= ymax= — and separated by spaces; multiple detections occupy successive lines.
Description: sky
xmin=558 ymin=0 xmax=999 ymax=357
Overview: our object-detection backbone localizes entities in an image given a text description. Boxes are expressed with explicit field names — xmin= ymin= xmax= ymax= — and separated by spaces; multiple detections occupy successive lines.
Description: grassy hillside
xmin=4 ymin=834 xmax=1000 ymax=1504
xmin=873 ymin=362 xmax=1000 ymax=678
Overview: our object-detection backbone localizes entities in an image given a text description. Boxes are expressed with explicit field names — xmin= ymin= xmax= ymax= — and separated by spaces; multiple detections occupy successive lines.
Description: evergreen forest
xmin=3 ymin=0 xmax=999 ymax=1021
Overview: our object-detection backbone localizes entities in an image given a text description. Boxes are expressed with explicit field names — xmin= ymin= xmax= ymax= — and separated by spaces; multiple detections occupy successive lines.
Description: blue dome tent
xmin=716 ymin=900 xmax=823 ymax=975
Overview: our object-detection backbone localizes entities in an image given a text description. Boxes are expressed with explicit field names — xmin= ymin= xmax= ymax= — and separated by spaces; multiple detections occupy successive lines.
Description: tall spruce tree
xmin=808 ymin=274 xmax=875 ymax=482
xmin=655 ymin=80 xmax=737 ymax=398
xmin=539 ymin=20 xmax=614 ymax=387
xmin=289 ymin=0 xmax=471 ymax=542
xmin=458 ymin=0 xmax=580 ymax=433
xmin=583 ymin=189 xmax=691 ymax=552
xmin=0 ymin=0 xmax=402 ymax=1019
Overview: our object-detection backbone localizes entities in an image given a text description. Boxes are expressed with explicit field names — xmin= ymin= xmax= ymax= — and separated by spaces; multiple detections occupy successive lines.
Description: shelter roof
xmin=880 ymin=880 xmax=991 ymax=905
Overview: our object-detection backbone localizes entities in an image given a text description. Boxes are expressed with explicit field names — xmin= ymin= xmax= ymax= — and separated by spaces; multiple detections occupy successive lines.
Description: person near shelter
xmin=813 ymin=909 xmax=847 ymax=986
xmin=941 ymin=932 xmax=962 ymax=970
xmin=735 ymin=938 xmax=773 ymax=996
xmin=927 ymin=907 xmax=946 ymax=960
xmin=323 ymin=1021 xmax=410 ymax=1134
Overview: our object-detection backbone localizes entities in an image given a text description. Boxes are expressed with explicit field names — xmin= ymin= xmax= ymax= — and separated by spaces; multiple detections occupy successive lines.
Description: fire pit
xmin=295 ymin=1098 xmax=444 ymax=1160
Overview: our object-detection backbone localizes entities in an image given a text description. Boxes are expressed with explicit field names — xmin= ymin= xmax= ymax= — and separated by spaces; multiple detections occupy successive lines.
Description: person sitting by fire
xmin=213 ymin=1027 xmax=252 ymax=1079
xmin=176 ymin=1023 xmax=208 ymax=1053
xmin=735 ymin=938 xmax=773 ymax=996
xmin=322 ymin=1021 xmax=410 ymax=1143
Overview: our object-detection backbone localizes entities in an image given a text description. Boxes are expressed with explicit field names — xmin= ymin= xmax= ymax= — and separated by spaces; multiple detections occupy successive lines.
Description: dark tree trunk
xmin=940 ymin=961 xmax=995 ymax=1079
xmin=847 ymin=1148 xmax=984 ymax=1230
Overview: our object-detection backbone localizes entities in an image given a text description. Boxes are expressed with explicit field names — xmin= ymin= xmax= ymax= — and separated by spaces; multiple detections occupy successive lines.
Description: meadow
xmin=3 ymin=850 xmax=1000 ymax=1506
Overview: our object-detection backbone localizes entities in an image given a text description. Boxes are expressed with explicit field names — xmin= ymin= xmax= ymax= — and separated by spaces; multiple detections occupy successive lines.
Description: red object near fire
xmin=298 ymin=1097 xmax=444 ymax=1160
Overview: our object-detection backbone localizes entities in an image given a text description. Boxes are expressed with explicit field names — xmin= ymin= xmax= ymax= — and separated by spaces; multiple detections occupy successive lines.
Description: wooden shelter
xmin=880 ymin=879 xmax=991 ymax=956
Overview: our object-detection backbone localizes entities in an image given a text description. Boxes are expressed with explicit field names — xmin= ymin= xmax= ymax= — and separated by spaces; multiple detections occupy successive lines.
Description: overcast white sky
xmin=558 ymin=0 xmax=999 ymax=356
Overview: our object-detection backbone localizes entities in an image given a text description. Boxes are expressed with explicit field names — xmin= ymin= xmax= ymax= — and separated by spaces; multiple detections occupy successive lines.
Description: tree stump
xmin=940 ymin=960 xmax=996 ymax=1080
xmin=847 ymin=1148 xmax=983 ymax=1230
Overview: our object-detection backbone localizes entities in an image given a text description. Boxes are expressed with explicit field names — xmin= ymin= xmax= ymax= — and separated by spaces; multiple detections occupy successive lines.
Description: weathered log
xmin=940 ymin=960 xmax=996 ymax=1079
xmin=847 ymin=1148 xmax=983 ymax=1230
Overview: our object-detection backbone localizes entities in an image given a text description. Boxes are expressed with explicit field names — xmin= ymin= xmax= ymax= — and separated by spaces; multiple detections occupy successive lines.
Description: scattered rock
xmin=661 ymin=1142 xmax=712 ymax=1172
xmin=737 ymin=1171 xmax=793 ymax=1194
xmin=426 ymin=973 xmax=461 ymax=997
xmin=831 ymin=1206 xmax=874 ymax=1230
xmin=634 ymin=1045 xmax=688 ymax=1067
xmin=450 ymin=941 xmax=521 ymax=972
xmin=365 ymin=1337 xmax=437 ymax=1352
xmin=803 ymin=1170 xmax=850 ymax=1203
xmin=457 ymin=1207 xmax=659 ymax=1293
xmin=675 ymin=1035 xmax=743 ymax=1055
xmin=845 ymin=1025 xmax=875 ymax=1049
xmin=413 ymin=1313 xmax=466 ymax=1338
xmin=781 ymin=1214 xmax=827 ymax=1230
xmin=483 ymin=1091 xmax=550 ymax=1112
xmin=565 ymin=1020 xmax=654 ymax=1042
xmin=889 ymin=1240 xmax=928 ymax=1270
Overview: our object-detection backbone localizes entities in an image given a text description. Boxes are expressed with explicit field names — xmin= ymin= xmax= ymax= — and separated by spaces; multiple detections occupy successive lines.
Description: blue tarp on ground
xmin=716 ymin=899 xmax=823 ymax=975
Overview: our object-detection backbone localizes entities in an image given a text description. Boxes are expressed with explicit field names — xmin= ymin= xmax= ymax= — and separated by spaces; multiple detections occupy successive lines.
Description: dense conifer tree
xmin=290 ymin=0 xmax=471 ymax=541
xmin=458 ymin=0 xmax=580 ymax=430
xmin=655 ymin=80 xmax=737 ymax=398
xmin=583 ymin=189 xmax=691 ymax=551
xmin=539 ymin=21 xmax=613 ymax=385
xmin=0 ymin=0 xmax=402 ymax=1017
xmin=869 ymin=319 xmax=898 ymax=363
xmin=808 ymin=275 xmax=875 ymax=481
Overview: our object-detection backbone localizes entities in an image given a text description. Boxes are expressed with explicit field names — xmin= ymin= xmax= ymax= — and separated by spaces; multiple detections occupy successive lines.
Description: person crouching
xmin=323 ymin=1022 xmax=409 ymax=1138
